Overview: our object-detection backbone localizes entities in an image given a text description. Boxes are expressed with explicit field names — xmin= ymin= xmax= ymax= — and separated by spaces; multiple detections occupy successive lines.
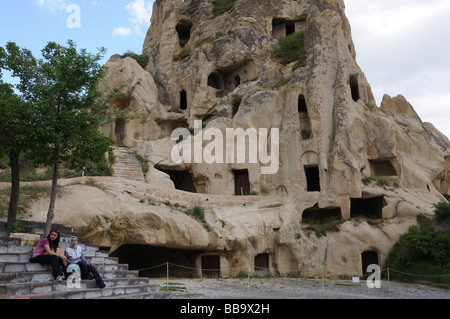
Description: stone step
xmin=112 ymin=147 xmax=145 ymax=181
xmin=7 ymin=282 xmax=161 ymax=300
xmin=0 ymin=263 xmax=132 ymax=284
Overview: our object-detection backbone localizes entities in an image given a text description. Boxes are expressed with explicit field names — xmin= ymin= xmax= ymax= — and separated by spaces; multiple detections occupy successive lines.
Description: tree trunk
xmin=44 ymin=154 xmax=60 ymax=236
xmin=7 ymin=149 xmax=20 ymax=230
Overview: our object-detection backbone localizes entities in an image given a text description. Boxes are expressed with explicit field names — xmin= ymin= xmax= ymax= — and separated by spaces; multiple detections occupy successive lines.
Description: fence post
xmin=167 ymin=262 xmax=169 ymax=291
xmin=387 ymin=267 xmax=390 ymax=293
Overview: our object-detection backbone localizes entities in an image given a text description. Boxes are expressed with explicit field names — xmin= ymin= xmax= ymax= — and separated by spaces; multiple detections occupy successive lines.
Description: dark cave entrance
xmin=156 ymin=168 xmax=197 ymax=193
xmin=234 ymin=169 xmax=250 ymax=195
xmin=304 ymin=165 xmax=321 ymax=192
xmin=350 ymin=196 xmax=386 ymax=219
xmin=361 ymin=251 xmax=379 ymax=278
xmin=111 ymin=245 xmax=201 ymax=278
xmin=350 ymin=74 xmax=360 ymax=102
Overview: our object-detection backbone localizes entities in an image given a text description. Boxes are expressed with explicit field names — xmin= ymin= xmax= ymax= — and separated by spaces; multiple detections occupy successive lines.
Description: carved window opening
xmin=369 ymin=159 xmax=397 ymax=176
xmin=298 ymin=94 xmax=312 ymax=140
xmin=302 ymin=205 xmax=342 ymax=224
xmin=350 ymin=196 xmax=386 ymax=219
xmin=304 ymin=165 xmax=320 ymax=192
xmin=180 ymin=90 xmax=188 ymax=110
xmin=208 ymin=60 xmax=256 ymax=98
xmin=350 ymin=74 xmax=360 ymax=102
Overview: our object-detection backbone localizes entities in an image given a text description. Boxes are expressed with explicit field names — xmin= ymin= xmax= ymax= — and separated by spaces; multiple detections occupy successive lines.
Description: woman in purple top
xmin=29 ymin=229 xmax=68 ymax=281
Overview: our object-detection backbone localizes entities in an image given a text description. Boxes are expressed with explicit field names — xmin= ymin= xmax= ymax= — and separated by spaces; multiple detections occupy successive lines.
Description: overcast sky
xmin=1 ymin=0 xmax=449 ymax=138
xmin=345 ymin=0 xmax=450 ymax=139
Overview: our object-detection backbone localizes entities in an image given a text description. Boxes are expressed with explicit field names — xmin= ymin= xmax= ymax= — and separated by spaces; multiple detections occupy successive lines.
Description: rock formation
xmin=35 ymin=0 xmax=450 ymax=278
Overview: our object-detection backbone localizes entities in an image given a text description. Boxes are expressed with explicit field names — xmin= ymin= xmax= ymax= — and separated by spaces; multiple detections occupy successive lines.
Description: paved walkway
xmin=149 ymin=277 xmax=450 ymax=299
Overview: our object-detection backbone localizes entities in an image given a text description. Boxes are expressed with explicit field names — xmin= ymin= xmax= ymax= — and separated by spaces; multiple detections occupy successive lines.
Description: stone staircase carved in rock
xmin=111 ymin=147 xmax=145 ymax=182
xmin=0 ymin=221 xmax=169 ymax=299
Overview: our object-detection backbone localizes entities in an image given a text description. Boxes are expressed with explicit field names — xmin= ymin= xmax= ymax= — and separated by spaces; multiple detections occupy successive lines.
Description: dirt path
xmin=149 ymin=277 xmax=450 ymax=299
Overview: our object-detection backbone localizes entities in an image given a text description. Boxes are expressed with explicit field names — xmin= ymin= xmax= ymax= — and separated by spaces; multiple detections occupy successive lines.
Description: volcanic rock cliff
xmin=31 ymin=0 xmax=450 ymax=278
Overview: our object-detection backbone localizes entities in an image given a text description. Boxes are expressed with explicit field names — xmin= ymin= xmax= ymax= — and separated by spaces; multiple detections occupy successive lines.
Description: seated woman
xmin=29 ymin=229 xmax=68 ymax=282
xmin=64 ymin=236 xmax=106 ymax=289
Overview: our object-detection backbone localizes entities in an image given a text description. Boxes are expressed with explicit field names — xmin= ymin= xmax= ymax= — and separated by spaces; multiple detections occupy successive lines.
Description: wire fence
xmin=132 ymin=261 xmax=450 ymax=292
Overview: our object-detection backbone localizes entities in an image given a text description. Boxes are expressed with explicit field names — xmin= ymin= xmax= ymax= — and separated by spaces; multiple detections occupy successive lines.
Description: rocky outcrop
xmin=69 ymin=0 xmax=450 ymax=278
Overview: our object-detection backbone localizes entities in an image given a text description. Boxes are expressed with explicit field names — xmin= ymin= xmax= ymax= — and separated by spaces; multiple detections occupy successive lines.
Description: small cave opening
xmin=350 ymin=74 xmax=360 ymax=102
xmin=369 ymin=159 xmax=397 ymax=176
xmin=176 ymin=20 xmax=192 ymax=48
xmin=350 ymin=196 xmax=386 ymax=219
xmin=254 ymin=254 xmax=270 ymax=276
xmin=302 ymin=205 xmax=342 ymax=224
xmin=156 ymin=167 xmax=197 ymax=193
xmin=180 ymin=90 xmax=188 ymax=110
xmin=207 ymin=60 xmax=256 ymax=97
xmin=110 ymin=245 xmax=201 ymax=278
xmin=207 ymin=72 xmax=223 ymax=90
xmin=298 ymin=94 xmax=312 ymax=140
xmin=232 ymin=97 xmax=242 ymax=118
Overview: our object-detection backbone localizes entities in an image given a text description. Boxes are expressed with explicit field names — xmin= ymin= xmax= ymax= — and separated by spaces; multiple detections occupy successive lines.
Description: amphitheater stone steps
xmin=0 ymin=221 xmax=170 ymax=300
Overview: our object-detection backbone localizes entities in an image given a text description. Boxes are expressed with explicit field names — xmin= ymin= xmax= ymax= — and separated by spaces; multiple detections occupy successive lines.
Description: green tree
xmin=0 ymin=43 xmax=37 ymax=229
xmin=2 ymin=40 xmax=127 ymax=235
xmin=30 ymin=40 xmax=119 ymax=235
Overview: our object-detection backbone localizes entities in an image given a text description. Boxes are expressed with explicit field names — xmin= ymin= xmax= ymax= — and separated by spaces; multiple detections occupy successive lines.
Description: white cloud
xmin=113 ymin=27 xmax=133 ymax=36
xmin=36 ymin=0 xmax=70 ymax=12
xmin=345 ymin=0 xmax=450 ymax=138
xmin=114 ymin=0 xmax=153 ymax=37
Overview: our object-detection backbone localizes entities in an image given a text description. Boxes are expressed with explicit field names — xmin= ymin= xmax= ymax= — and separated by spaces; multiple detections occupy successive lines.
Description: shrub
xmin=122 ymin=52 xmax=149 ymax=69
xmin=385 ymin=213 xmax=450 ymax=284
xmin=273 ymin=31 xmax=306 ymax=67
xmin=433 ymin=201 xmax=450 ymax=227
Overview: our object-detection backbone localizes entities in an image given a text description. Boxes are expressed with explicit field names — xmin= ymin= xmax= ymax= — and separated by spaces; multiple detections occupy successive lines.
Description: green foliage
xmin=273 ymin=31 xmax=306 ymax=67
xmin=184 ymin=206 xmax=210 ymax=231
xmin=121 ymin=51 xmax=149 ymax=69
xmin=1 ymin=40 xmax=127 ymax=232
xmin=173 ymin=48 xmax=191 ymax=61
xmin=385 ymin=210 xmax=450 ymax=284
xmin=212 ymin=0 xmax=235 ymax=16
xmin=433 ymin=201 xmax=450 ymax=227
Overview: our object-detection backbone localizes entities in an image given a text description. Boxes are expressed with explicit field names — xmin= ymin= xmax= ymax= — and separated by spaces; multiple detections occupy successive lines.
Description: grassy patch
xmin=273 ymin=31 xmax=306 ymax=67
xmin=121 ymin=51 xmax=150 ymax=69
xmin=212 ymin=0 xmax=235 ymax=16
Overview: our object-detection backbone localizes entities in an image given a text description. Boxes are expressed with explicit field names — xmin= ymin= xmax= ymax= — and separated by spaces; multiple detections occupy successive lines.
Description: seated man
xmin=64 ymin=236 xmax=106 ymax=289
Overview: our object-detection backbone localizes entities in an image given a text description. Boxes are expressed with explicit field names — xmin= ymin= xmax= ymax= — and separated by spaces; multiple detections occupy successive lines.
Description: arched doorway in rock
xmin=115 ymin=118 xmax=126 ymax=144
xmin=254 ymin=253 xmax=269 ymax=276
xmin=361 ymin=250 xmax=379 ymax=278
